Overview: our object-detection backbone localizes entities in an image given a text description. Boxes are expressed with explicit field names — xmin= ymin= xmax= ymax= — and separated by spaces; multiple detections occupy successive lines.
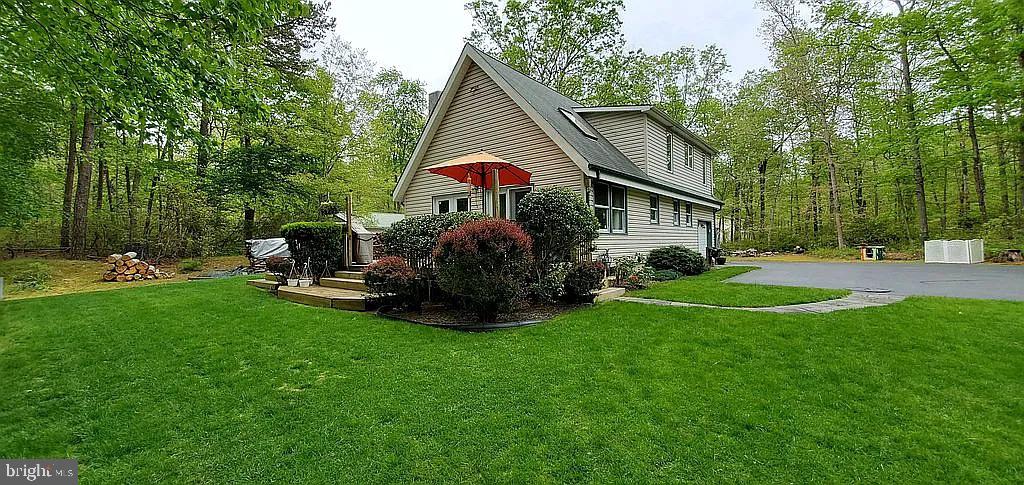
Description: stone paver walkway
xmin=615 ymin=291 xmax=905 ymax=314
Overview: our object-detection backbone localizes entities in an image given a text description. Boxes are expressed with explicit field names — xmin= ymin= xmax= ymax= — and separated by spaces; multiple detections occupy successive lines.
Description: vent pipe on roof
xmin=427 ymin=91 xmax=441 ymax=116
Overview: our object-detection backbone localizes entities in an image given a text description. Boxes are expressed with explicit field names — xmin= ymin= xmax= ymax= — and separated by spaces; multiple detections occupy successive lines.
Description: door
xmin=697 ymin=221 xmax=710 ymax=258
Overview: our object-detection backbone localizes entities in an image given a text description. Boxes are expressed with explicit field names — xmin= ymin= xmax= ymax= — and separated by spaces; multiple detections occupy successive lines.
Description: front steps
xmin=247 ymin=267 xmax=371 ymax=311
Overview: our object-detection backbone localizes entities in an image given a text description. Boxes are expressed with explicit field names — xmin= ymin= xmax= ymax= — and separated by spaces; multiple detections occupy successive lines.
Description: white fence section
xmin=924 ymin=239 xmax=984 ymax=264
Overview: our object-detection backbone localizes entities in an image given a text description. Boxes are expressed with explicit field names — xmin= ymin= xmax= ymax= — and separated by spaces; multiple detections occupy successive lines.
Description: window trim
xmin=701 ymin=152 xmax=708 ymax=184
xmin=685 ymin=202 xmax=694 ymax=227
xmin=482 ymin=186 xmax=533 ymax=220
xmin=672 ymin=199 xmax=681 ymax=226
xmin=685 ymin=144 xmax=694 ymax=170
xmin=649 ymin=194 xmax=660 ymax=224
xmin=593 ymin=180 xmax=627 ymax=234
xmin=433 ymin=193 xmax=471 ymax=214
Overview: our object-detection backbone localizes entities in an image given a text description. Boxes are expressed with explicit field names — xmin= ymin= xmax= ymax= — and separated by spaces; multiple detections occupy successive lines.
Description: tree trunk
xmin=966 ymin=102 xmax=987 ymax=221
xmin=955 ymin=116 xmax=971 ymax=224
xmin=60 ymin=104 xmax=79 ymax=248
xmin=823 ymin=132 xmax=845 ymax=248
xmin=995 ymin=107 xmax=1011 ymax=215
xmin=70 ymin=109 xmax=96 ymax=258
xmin=95 ymin=155 xmax=106 ymax=211
xmin=894 ymin=0 xmax=929 ymax=241
xmin=1018 ymin=31 xmax=1024 ymax=214
xmin=243 ymin=204 xmax=255 ymax=242
xmin=197 ymin=100 xmax=212 ymax=176
xmin=758 ymin=159 xmax=767 ymax=229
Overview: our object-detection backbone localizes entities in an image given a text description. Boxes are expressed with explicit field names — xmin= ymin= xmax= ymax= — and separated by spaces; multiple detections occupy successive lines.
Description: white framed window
xmin=666 ymin=133 xmax=673 ymax=171
xmin=701 ymin=152 xmax=708 ymax=184
xmin=649 ymin=194 xmax=659 ymax=224
xmin=483 ymin=186 xmax=532 ymax=220
xmin=672 ymin=199 xmax=681 ymax=226
xmin=593 ymin=180 xmax=626 ymax=234
xmin=685 ymin=144 xmax=694 ymax=170
xmin=433 ymin=194 xmax=470 ymax=214
xmin=685 ymin=202 xmax=693 ymax=226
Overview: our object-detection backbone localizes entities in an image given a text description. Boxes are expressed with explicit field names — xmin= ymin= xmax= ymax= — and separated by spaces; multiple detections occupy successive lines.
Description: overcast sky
xmin=329 ymin=0 xmax=770 ymax=92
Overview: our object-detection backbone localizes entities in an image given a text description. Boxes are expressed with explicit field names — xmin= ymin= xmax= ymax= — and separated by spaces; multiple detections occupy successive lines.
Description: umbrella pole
xmin=492 ymin=168 xmax=501 ymax=218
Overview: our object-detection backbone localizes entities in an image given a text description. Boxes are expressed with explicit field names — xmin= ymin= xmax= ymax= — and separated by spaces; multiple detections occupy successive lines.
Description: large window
xmin=433 ymin=194 xmax=470 ymax=214
xmin=672 ymin=199 xmax=681 ymax=226
xmin=593 ymin=181 xmax=626 ymax=234
xmin=685 ymin=202 xmax=693 ymax=226
xmin=666 ymin=133 xmax=673 ymax=171
xmin=649 ymin=194 xmax=660 ymax=224
xmin=483 ymin=187 xmax=532 ymax=220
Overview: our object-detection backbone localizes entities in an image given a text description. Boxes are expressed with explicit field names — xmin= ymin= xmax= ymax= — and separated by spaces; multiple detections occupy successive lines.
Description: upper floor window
xmin=672 ymin=200 xmax=681 ymax=226
xmin=685 ymin=202 xmax=693 ymax=226
xmin=665 ymin=133 xmax=673 ymax=172
xmin=649 ymin=195 xmax=660 ymax=224
xmin=702 ymin=152 xmax=707 ymax=184
xmin=685 ymin=144 xmax=694 ymax=170
xmin=593 ymin=180 xmax=626 ymax=234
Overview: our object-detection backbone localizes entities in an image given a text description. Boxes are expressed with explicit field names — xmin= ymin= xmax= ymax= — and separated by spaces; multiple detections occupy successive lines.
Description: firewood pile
xmin=102 ymin=252 xmax=175 ymax=282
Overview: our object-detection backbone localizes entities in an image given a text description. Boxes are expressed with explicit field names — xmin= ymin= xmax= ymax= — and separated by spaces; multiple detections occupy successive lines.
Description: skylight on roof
xmin=559 ymin=107 xmax=598 ymax=140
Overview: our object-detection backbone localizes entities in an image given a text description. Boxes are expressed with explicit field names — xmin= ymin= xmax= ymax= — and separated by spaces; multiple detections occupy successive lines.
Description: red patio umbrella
xmin=427 ymin=152 xmax=532 ymax=216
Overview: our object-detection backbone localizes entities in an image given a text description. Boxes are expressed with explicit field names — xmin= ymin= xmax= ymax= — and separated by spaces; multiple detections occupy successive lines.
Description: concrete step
xmin=247 ymin=279 xmax=281 ymax=291
xmin=593 ymin=286 xmax=625 ymax=302
xmin=333 ymin=270 xmax=366 ymax=280
xmin=319 ymin=277 xmax=368 ymax=291
xmin=276 ymin=285 xmax=367 ymax=311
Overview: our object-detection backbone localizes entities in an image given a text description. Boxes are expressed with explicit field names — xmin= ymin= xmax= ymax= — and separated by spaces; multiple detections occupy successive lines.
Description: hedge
xmin=281 ymin=222 xmax=344 ymax=281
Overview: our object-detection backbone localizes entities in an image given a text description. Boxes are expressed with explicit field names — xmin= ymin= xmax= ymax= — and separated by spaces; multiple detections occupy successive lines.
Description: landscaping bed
xmin=379 ymin=301 xmax=587 ymax=331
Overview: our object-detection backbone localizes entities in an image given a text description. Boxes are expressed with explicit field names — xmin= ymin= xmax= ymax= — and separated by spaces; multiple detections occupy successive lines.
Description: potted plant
xmin=711 ymin=247 xmax=727 ymax=265
xmin=286 ymin=263 xmax=300 ymax=287
xmin=298 ymin=260 xmax=313 ymax=288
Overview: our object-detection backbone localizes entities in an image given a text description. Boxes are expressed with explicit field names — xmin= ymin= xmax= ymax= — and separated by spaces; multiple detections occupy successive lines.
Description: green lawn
xmin=1 ymin=279 xmax=1022 ymax=483
xmin=630 ymin=266 xmax=851 ymax=307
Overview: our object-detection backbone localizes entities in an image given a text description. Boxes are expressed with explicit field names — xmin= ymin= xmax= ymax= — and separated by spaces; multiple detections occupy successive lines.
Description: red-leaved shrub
xmin=364 ymin=256 xmax=417 ymax=308
xmin=432 ymin=219 xmax=533 ymax=320
xmin=563 ymin=261 xmax=606 ymax=302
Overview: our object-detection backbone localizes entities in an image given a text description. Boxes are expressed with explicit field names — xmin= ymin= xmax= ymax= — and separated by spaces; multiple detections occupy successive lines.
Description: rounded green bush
xmin=647 ymin=245 xmax=707 ymax=276
xmin=563 ymin=261 xmax=606 ymax=302
xmin=281 ymin=222 xmax=344 ymax=281
xmin=378 ymin=212 xmax=486 ymax=265
xmin=515 ymin=188 xmax=599 ymax=270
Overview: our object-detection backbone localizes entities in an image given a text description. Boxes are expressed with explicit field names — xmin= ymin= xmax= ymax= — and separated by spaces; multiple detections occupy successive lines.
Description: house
xmin=391 ymin=44 xmax=723 ymax=261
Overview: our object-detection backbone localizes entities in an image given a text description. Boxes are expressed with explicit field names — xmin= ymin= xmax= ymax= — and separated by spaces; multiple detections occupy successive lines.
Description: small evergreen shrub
xmin=613 ymin=255 xmax=654 ymax=290
xmin=516 ymin=188 xmax=600 ymax=270
xmin=433 ymin=219 xmax=533 ymax=321
xmin=652 ymin=269 xmax=682 ymax=281
xmin=378 ymin=212 xmax=486 ymax=264
xmin=364 ymin=256 xmax=418 ymax=308
xmin=529 ymin=262 xmax=570 ymax=303
xmin=647 ymin=245 xmax=707 ymax=276
xmin=178 ymin=258 xmax=203 ymax=273
xmin=281 ymin=222 xmax=344 ymax=281
xmin=563 ymin=261 xmax=606 ymax=302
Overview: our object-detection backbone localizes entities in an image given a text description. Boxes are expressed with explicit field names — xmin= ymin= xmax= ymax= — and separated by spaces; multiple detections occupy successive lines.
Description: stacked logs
xmin=102 ymin=252 xmax=175 ymax=282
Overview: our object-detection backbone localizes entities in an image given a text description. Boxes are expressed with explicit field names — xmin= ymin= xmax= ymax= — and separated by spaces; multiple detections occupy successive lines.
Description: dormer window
xmin=559 ymin=107 xmax=598 ymax=139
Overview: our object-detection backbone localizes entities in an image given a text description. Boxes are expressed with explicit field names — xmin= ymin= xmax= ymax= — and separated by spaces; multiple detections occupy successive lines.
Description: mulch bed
xmin=378 ymin=302 xmax=589 ymax=331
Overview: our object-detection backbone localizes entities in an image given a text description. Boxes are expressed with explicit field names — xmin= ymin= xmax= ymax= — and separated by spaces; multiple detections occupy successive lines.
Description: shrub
xmin=178 ymin=258 xmax=203 ymax=273
xmin=433 ymin=218 xmax=533 ymax=321
xmin=613 ymin=255 xmax=654 ymax=290
xmin=364 ymin=256 xmax=418 ymax=308
xmin=529 ymin=262 xmax=570 ymax=303
xmin=652 ymin=269 xmax=682 ymax=281
xmin=378 ymin=212 xmax=486 ymax=265
xmin=281 ymin=222 xmax=344 ymax=281
xmin=266 ymin=256 xmax=294 ymax=283
xmin=648 ymin=245 xmax=707 ymax=276
xmin=563 ymin=261 xmax=606 ymax=302
xmin=515 ymin=188 xmax=600 ymax=270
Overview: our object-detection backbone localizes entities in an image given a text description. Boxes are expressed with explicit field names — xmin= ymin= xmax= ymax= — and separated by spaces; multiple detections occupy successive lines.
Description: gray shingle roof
xmin=467 ymin=45 xmax=722 ymax=206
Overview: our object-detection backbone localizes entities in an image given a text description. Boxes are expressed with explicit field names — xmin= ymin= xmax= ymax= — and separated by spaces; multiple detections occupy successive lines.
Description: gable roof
xmin=392 ymin=43 xmax=722 ymax=207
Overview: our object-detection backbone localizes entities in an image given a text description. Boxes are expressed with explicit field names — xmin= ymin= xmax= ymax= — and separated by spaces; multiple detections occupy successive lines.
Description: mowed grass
xmin=631 ymin=266 xmax=851 ymax=307
xmin=1 ymin=278 xmax=1023 ymax=483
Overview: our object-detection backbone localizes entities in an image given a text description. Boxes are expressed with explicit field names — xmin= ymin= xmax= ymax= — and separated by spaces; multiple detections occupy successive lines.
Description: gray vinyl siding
xmin=591 ymin=184 xmax=717 ymax=261
xmin=402 ymin=61 xmax=585 ymax=216
xmin=644 ymin=116 xmax=715 ymax=198
xmin=580 ymin=112 xmax=647 ymax=171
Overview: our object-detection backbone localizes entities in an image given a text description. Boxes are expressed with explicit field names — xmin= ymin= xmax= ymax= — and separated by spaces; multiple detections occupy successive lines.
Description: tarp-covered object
xmin=247 ymin=238 xmax=291 ymax=259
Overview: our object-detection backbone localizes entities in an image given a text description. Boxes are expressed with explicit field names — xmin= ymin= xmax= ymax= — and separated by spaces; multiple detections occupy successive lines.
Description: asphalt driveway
xmin=727 ymin=261 xmax=1024 ymax=301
